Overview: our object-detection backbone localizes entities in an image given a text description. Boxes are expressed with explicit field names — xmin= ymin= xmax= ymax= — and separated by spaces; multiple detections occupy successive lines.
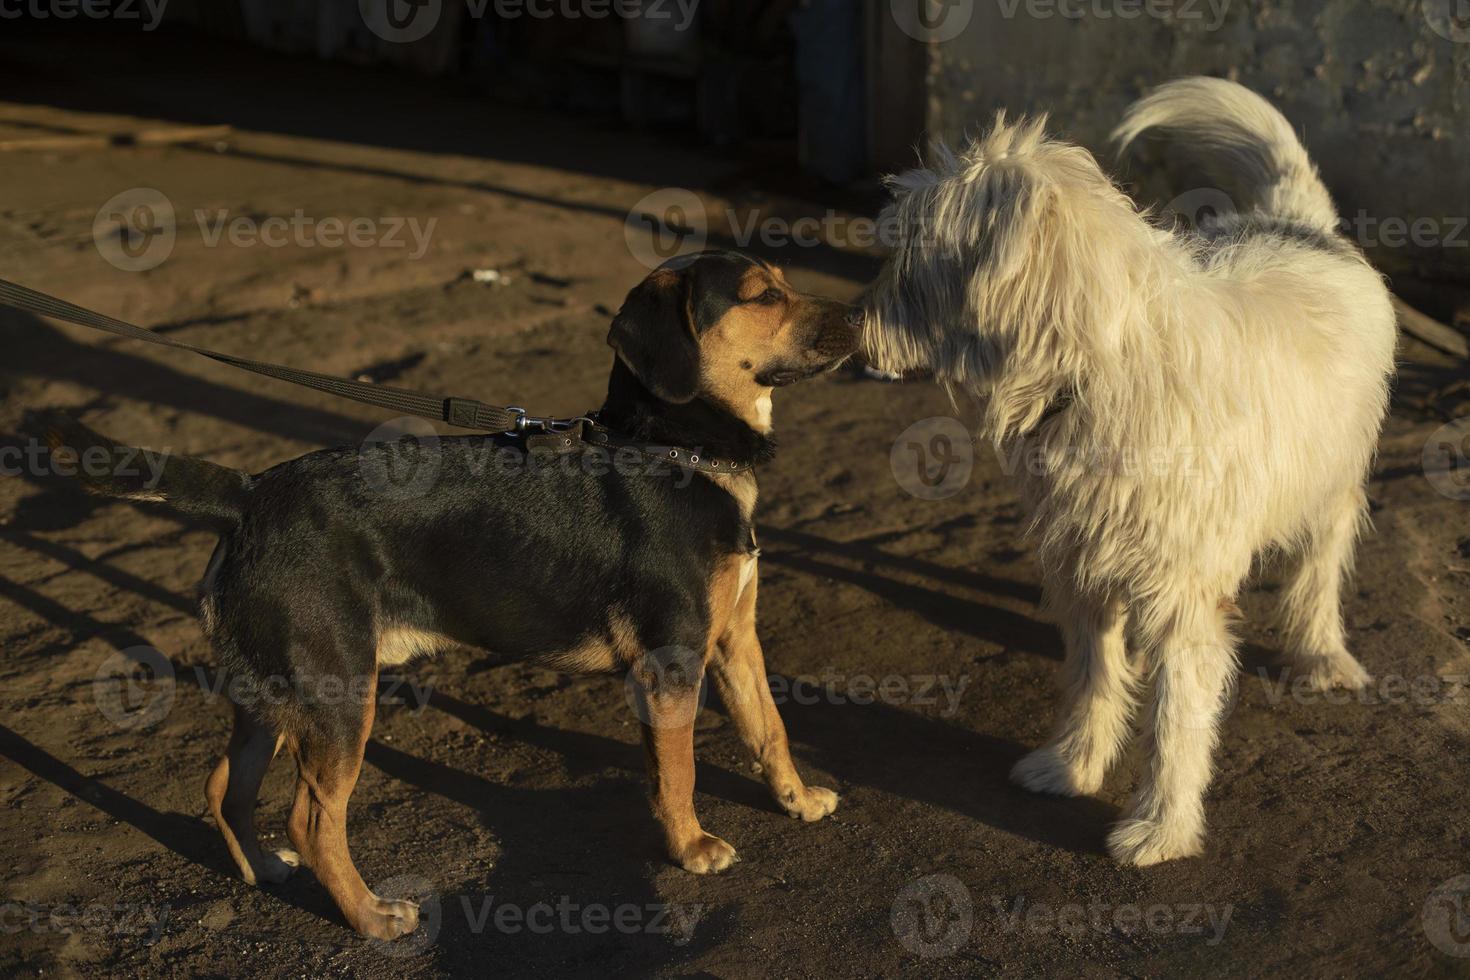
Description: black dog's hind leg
xmin=205 ymin=702 xmax=298 ymax=885
xmin=284 ymin=675 xmax=419 ymax=940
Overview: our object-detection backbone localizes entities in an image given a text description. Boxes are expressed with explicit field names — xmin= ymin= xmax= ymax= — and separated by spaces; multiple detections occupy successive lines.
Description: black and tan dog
xmin=43 ymin=250 xmax=854 ymax=939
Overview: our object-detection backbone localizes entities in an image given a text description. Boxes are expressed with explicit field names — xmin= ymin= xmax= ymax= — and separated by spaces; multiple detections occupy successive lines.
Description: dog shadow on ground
xmin=372 ymin=681 xmax=1114 ymax=971
xmin=1 ymin=311 xmax=368 ymax=449
xmin=760 ymin=525 xmax=1058 ymax=662
xmin=360 ymin=718 xmax=738 ymax=975
xmin=0 ymin=610 xmax=731 ymax=973
xmin=0 ymin=690 xmax=351 ymax=935
xmin=750 ymin=525 xmax=1111 ymax=847
xmin=762 ymin=683 xmax=1117 ymax=858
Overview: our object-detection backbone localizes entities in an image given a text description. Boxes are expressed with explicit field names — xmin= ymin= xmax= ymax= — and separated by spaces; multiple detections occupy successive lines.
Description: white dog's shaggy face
xmin=862 ymin=79 xmax=1397 ymax=867
xmin=862 ymin=114 xmax=1208 ymax=447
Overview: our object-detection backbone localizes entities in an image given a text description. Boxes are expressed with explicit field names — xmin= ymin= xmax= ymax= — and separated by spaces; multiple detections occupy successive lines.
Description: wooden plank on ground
xmin=0 ymin=125 xmax=230 ymax=152
xmin=1395 ymin=295 xmax=1469 ymax=358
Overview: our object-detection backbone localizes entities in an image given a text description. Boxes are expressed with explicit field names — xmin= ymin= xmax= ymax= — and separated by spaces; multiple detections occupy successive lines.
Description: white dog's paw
xmin=1106 ymin=817 xmax=1204 ymax=867
xmin=1294 ymin=653 xmax=1371 ymax=693
xmin=1010 ymin=747 xmax=1100 ymax=797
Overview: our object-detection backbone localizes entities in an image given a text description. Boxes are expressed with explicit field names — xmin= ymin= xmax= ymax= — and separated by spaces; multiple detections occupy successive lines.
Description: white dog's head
xmin=861 ymin=114 xmax=1168 ymax=442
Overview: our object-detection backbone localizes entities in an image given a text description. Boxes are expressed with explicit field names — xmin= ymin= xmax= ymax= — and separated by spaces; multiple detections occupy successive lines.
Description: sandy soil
xmin=1 ymin=32 xmax=1468 ymax=980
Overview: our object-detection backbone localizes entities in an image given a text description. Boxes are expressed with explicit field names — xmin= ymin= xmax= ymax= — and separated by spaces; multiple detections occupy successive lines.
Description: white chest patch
xmin=377 ymin=626 xmax=451 ymax=667
xmin=754 ymin=394 xmax=773 ymax=431
xmin=737 ymin=553 xmax=759 ymax=599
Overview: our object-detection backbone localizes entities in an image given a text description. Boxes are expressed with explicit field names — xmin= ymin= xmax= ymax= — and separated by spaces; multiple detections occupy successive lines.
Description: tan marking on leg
xmin=198 ymin=593 xmax=220 ymax=640
xmin=638 ymin=712 xmax=735 ymax=873
xmin=707 ymin=564 xmax=838 ymax=822
xmin=626 ymin=588 xmax=734 ymax=872
xmin=205 ymin=703 xmax=295 ymax=885
xmin=286 ymin=681 xmax=418 ymax=939
xmin=705 ymin=554 xmax=749 ymax=643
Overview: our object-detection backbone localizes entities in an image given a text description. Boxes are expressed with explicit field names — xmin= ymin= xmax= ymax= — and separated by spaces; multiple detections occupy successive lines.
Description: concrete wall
xmin=924 ymin=0 xmax=1470 ymax=281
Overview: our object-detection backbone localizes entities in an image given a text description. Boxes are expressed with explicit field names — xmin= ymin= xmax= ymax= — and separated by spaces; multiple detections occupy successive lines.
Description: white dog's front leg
xmin=1107 ymin=600 xmax=1237 ymax=866
xmin=1012 ymin=594 xmax=1137 ymax=796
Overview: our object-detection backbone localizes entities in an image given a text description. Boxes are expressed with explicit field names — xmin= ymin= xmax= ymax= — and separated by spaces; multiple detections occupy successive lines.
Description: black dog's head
xmin=608 ymin=250 xmax=858 ymax=432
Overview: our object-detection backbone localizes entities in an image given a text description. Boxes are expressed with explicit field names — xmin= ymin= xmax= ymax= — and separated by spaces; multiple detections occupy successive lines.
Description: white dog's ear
xmin=883 ymin=167 xmax=927 ymax=196
xmin=970 ymin=169 xmax=1052 ymax=289
xmin=953 ymin=117 xmax=1059 ymax=284
xmin=881 ymin=163 xmax=941 ymax=213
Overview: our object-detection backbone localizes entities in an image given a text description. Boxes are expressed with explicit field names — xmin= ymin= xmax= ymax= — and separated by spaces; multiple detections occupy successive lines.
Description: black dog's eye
xmin=750 ymin=287 xmax=783 ymax=305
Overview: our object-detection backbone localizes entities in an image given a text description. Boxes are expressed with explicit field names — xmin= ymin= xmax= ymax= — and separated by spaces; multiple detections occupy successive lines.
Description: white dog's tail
xmin=1111 ymin=76 xmax=1338 ymax=232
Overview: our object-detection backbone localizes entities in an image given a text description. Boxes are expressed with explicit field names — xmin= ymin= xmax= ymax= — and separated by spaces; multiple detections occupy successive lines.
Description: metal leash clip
xmin=507 ymin=408 xmax=596 ymax=434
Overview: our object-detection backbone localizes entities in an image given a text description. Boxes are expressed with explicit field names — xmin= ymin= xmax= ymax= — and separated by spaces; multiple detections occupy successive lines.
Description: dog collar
xmin=520 ymin=417 xmax=756 ymax=474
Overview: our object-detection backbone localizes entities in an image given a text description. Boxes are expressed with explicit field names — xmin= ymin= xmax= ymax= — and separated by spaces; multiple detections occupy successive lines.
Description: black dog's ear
xmin=607 ymin=266 xmax=701 ymax=403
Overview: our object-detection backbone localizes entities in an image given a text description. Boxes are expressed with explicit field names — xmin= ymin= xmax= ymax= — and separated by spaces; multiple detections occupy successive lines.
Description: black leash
xmin=0 ymin=277 xmax=520 ymax=433
xmin=0 ymin=278 xmax=754 ymax=473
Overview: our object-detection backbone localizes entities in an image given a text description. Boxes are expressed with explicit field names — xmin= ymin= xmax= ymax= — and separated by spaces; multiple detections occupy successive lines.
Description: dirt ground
xmin=2 ymin=32 xmax=1469 ymax=980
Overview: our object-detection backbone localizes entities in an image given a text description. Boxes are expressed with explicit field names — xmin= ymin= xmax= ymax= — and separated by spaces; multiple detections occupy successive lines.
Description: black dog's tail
xmin=36 ymin=411 xmax=251 ymax=531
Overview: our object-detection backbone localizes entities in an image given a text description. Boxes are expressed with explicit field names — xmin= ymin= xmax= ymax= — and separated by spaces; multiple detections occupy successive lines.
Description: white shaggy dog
xmin=860 ymin=77 xmax=1396 ymax=866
